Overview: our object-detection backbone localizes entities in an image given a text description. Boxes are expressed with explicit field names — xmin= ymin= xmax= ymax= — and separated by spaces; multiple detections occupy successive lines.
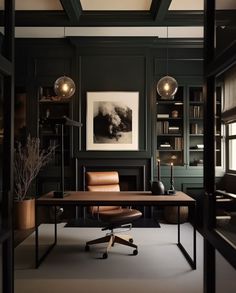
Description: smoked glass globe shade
xmin=54 ymin=76 xmax=76 ymax=99
xmin=157 ymin=75 xmax=178 ymax=99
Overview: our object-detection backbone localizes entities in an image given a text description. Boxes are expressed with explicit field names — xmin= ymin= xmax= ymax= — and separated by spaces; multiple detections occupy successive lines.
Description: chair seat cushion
xmin=99 ymin=208 xmax=142 ymax=224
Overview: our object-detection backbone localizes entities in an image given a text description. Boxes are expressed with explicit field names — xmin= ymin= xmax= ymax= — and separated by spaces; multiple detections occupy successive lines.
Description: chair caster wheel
xmin=129 ymin=238 xmax=133 ymax=243
xmin=103 ymin=252 xmax=108 ymax=259
xmin=85 ymin=245 xmax=90 ymax=252
xmin=133 ymin=249 xmax=138 ymax=255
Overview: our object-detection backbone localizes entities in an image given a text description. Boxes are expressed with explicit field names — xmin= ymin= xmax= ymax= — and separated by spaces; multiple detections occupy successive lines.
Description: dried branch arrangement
xmin=14 ymin=135 xmax=57 ymax=201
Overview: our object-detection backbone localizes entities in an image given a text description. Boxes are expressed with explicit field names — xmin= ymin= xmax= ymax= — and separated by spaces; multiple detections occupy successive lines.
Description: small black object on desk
xmin=151 ymin=159 xmax=165 ymax=195
xmin=151 ymin=180 xmax=165 ymax=195
xmin=165 ymin=189 xmax=176 ymax=195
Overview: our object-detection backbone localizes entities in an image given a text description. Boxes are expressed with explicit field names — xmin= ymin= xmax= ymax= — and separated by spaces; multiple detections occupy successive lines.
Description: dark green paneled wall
xmin=15 ymin=37 xmax=205 ymax=192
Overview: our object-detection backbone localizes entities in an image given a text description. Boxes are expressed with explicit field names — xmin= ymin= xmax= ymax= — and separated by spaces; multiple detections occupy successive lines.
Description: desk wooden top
xmin=37 ymin=191 xmax=195 ymax=206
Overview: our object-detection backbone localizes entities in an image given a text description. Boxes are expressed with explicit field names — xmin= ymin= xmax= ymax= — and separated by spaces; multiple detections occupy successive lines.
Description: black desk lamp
xmin=44 ymin=116 xmax=82 ymax=198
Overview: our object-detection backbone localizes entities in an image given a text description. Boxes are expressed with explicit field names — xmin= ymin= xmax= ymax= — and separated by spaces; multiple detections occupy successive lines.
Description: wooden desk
xmin=35 ymin=191 xmax=196 ymax=269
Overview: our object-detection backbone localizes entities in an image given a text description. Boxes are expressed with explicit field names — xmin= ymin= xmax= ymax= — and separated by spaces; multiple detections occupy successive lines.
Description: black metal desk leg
xmin=35 ymin=203 xmax=39 ymax=268
xmin=54 ymin=205 xmax=57 ymax=245
xmin=35 ymin=204 xmax=57 ymax=268
xmin=193 ymin=203 xmax=197 ymax=268
xmin=176 ymin=204 xmax=196 ymax=270
xmin=178 ymin=205 xmax=180 ymax=243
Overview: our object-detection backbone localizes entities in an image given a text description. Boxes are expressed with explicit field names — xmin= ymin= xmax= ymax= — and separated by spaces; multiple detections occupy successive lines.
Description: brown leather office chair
xmin=85 ymin=171 xmax=142 ymax=259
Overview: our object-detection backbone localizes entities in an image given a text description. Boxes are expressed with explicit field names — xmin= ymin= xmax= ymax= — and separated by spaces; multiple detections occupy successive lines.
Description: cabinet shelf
xmin=189 ymin=149 xmax=204 ymax=152
xmin=156 ymin=100 xmax=183 ymax=105
xmin=189 ymin=117 xmax=203 ymax=120
xmin=39 ymin=132 xmax=69 ymax=137
xmin=157 ymin=117 xmax=182 ymax=121
xmin=189 ymin=101 xmax=204 ymax=105
xmin=157 ymin=133 xmax=182 ymax=137
xmin=39 ymin=100 xmax=70 ymax=104
xmin=190 ymin=134 xmax=203 ymax=136
xmin=157 ymin=149 xmax=183 ymax=152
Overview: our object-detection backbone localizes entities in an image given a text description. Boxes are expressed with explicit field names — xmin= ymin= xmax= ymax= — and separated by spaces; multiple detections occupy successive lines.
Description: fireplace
xmin=75 ymin=158 xmax=151 ymax=192
xmin=74 ymin=158 xmax=152 ymax=218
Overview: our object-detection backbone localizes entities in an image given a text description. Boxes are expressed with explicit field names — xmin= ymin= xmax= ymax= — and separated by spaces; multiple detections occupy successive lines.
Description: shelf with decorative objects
xmin=37 ymin=85 xmax=72 ymax=168
xmin=155 ymin=83 xmax=224 ymax=172
xmin=156 ymin=86 xmax=184 ymax=167
xmin=188 ymin=86 xmax=205 ymax=167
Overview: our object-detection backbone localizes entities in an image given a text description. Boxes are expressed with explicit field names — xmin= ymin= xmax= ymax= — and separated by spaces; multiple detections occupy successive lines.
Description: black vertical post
xmin=61 ymin=123 xmax=64 ymax=194
xmin=2 ymin=1 xmax=15 ymax=292
xmin=53 ymin=123 xmax=65 ymax=198
xmin=35 ymin=204 xmax=39 ymax=268
xmin=203 ymin=0 xmax=216 ymax=292
xmin=178 ymin=205 xmax=180 ymax=243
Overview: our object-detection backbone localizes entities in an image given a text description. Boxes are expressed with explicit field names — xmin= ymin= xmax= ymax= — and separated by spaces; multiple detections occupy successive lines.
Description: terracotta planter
xmin=14 ymin=198 xmax=35 ymax=229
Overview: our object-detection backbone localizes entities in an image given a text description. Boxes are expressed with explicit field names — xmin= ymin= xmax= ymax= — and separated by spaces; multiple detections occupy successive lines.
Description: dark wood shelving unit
xmin=36 ymin=84 xmax=74 ymax=196
xmin=188 ymin=86 xmax=205 ymax=168
xmin=156 ymin=86 xmax=184 ymax=166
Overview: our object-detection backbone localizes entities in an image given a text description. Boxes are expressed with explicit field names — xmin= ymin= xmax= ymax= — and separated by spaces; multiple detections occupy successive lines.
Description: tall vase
xmin=14 ymin=198 xmax=35 ymax=229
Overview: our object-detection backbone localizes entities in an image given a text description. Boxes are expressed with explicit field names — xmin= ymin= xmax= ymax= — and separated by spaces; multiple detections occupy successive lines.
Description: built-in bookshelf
xmin=156 ymin=86 xmax=184 ymax=166
xmin=188 ymin=86 xmax=204 ymax=166
xmin=37 ymin=86 xmax=71 ymax=167
xmin=155 ymin=84 xmax=224 ymax=169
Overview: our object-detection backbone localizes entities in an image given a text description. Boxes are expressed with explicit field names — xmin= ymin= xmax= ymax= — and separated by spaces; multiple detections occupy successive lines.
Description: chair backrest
xmin=86 ymin=171 xmax=120 ymax=215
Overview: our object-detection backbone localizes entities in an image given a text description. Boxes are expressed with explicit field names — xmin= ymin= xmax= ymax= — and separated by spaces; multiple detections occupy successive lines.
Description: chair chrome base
xmin=85 ymin=232 xmax=138 ymax=259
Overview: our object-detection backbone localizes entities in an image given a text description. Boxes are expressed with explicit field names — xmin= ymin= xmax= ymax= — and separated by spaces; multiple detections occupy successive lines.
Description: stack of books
xmin=159 ymin=142 xmax=172 ymax=149
xmin=157 ymin=114 xmax=169 ymax=118
xmin=168 ymin=126 xmax=180 ymax=134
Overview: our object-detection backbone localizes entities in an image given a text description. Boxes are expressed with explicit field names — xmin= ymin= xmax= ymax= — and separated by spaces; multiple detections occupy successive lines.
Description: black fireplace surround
xmin=75 ymin=158 xmax=151 ymax=192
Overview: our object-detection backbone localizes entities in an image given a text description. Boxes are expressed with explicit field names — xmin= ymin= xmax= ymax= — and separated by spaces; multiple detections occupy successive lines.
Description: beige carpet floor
xmin=15 ymin=223 xmax=203 ymax=293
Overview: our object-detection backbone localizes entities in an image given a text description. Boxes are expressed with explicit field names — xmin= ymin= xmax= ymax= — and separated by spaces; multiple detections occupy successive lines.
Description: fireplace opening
xmin=119 ymin=175 xmax=137 ymax=191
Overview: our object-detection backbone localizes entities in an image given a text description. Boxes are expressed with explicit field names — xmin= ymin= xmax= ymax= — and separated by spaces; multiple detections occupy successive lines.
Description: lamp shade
xmin=157 ymin=75 xmax=178 ymax=99
xmin=54 ymin=76 xmax=76 ymax=99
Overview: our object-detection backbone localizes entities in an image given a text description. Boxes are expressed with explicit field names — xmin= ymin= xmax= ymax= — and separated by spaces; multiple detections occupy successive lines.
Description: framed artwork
xmin=86 ymin=91 xmax=139 ymax=151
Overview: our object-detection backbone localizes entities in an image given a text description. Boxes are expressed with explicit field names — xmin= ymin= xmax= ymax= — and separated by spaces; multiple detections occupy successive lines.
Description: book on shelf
xmin=156 ymin=121 xmax=163 ymax=134
xmin=190 ymin=123 xmax=198 ymax=134
xmin=174 ymin=137 xmax=183 ymax=150
xmin=196 ymin=144 xmax=204 ymax=149
xmin=190 ymin=105 xmax=203 ymax=118
xmin=193 ymin=91 xmax=203 ymax=102
xmin=156 ymin=121 xmax=169 ymax=134
xmin=163 ymin=121 xmax=169 ymax=134
xmin=157 ymin=114 xmax=169 ymax=118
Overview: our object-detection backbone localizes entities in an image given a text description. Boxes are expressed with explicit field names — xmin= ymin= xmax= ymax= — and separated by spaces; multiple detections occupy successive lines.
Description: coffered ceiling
xmin=0 ymin=0 xmax=234 ymax=38
xmin=0 ymin=0 xmax=203 ymax=11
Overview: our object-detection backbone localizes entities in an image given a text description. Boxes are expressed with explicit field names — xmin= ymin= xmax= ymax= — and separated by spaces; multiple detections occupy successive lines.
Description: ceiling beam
xmin=60 ymin=0 xmax=82 ymax=24
xmin=0 ymin=10 xmax=203 ymax=27
xmin=150 ymin=0 xmax=172 ymax=21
